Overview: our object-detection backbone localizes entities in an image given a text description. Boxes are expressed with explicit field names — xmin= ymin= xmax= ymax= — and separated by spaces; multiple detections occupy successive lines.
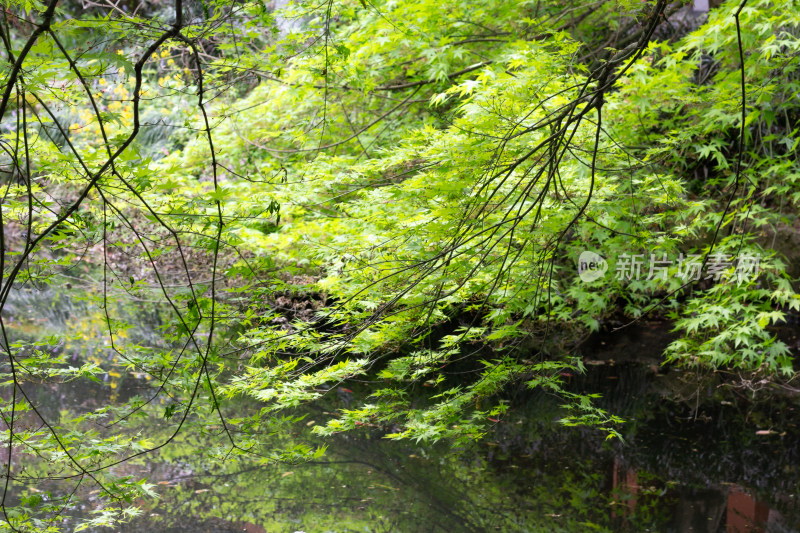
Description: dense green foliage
xmin=1 ymin=0 xmax=800 ymax=528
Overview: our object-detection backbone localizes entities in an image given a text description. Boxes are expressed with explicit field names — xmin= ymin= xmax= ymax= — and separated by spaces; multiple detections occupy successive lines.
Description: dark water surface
xmin=4 ymin=289 xmax=800 ymax=532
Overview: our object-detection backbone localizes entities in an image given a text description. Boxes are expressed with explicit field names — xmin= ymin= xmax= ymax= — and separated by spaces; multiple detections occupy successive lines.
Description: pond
xmin=3 ymin=287 xmax=799 ymax=532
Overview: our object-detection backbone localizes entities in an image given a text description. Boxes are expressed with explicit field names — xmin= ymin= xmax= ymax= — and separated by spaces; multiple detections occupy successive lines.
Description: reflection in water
xmin=93 ymin=376 xmax=799 ymax=533
xmin=611 ymin=458 xmax=779 ymax=533
xmin=4 ymin=289 xmax=800 ymax=532
xmin=611 ymin=457 xmax=638 ymax=518
xmin=726 ymin=486 xmax=771 ymax=533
